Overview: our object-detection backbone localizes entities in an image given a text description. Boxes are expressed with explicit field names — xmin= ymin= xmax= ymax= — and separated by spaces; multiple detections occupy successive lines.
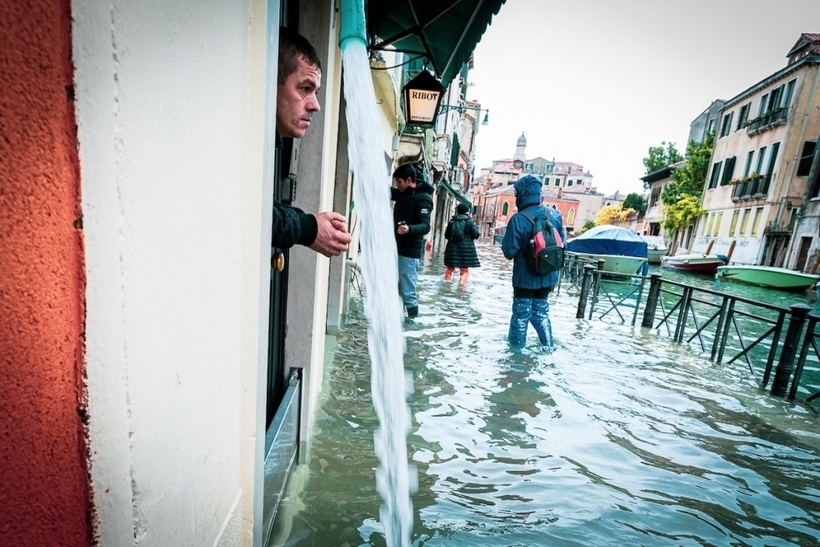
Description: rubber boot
xmin=508 ymin=298 xmax=532 ymax=348
xmin=530 ymin=298 xmax=554 ymax=349
xmin=444 ymin=266 xmax=455 ymax=281
xmin=458 ymin=268 xmax=470 ymax=286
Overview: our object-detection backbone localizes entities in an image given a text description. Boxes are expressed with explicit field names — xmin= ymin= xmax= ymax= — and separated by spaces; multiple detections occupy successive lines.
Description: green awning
xmin=367 ymin=0 xmax=508 ymax=87
xmin=439 ymin=178 xmax=473 ymax=210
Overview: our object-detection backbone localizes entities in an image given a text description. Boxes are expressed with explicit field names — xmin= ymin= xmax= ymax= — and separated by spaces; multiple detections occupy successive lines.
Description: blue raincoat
xmin=501 ymin=174 xmax=565 ymax=289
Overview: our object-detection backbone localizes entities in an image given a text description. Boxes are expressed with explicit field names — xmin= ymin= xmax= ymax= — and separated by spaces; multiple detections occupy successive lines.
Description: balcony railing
xmin=730 ymin=173 xmax=771 ymax=200
xmin=745 ymin=107 xmax=788 ymax=135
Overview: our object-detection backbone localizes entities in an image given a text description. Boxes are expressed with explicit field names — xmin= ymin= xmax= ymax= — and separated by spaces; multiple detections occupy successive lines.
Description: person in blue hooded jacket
xmin=501 ymin=174 xmax=565 ymax=349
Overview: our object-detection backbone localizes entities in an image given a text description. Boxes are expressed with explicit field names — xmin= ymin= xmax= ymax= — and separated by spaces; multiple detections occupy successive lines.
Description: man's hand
xmin=397 ymin=221 xmax=409 ymax=235
xmin=309 ymin=212 xmax=352 ymax=257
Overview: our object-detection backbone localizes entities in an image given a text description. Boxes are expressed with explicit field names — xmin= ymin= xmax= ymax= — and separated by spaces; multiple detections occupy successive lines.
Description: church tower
xmin=514 ymin=131 xmax=527 ymax=160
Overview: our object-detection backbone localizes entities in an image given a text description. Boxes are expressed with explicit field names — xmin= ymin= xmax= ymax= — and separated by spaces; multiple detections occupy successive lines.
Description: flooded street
xmin=273 ymin=242 xmax=820 ymax=546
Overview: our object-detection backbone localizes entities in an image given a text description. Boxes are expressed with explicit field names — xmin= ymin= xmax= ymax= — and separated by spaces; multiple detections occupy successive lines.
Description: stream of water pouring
xmin=341 ymin=40 xmax=415 ymax=547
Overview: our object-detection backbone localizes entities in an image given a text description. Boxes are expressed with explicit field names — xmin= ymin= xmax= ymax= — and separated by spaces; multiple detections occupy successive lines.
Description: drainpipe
xmin=780 ymin=65 xmax=820 ymax=265
xmin=339 ymin=0 xmax=367 ymax=49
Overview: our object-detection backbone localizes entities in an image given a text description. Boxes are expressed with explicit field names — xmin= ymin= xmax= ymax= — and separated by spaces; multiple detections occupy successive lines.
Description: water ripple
xmin=274 ymin=242 xmax=820 ymax=547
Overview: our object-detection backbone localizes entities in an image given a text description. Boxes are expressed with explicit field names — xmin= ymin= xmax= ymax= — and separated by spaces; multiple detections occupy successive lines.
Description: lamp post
xmin=401 ymin=70 xmax=445 ymax=127
xmin=438 ymin=104 xmax=490 ymax=125
xmin=401 ymin=70 xmax=489 ymax=127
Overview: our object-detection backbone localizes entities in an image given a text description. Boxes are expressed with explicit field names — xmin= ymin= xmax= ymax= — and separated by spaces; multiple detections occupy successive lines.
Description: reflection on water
xmin=273 ymin=242 xmax=820 ymax=546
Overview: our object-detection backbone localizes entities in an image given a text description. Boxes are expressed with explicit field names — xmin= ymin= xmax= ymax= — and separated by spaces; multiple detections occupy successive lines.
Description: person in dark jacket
xmin=272 ymin=28 xmax=351 ymax=256
xmin=443 ymin=203 xmax=480 ymax=285
xmin=501 ymin=174 xmax=565 ymax=350
xmin=391 ymin=164 xmax=434 ymax=318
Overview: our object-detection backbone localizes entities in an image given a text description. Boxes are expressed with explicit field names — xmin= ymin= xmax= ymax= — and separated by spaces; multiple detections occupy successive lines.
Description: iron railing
xmin=568 ymin=264 xmax=820 ymax=406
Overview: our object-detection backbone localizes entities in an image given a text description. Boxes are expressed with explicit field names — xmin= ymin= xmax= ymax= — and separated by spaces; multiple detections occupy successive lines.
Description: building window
xmin=525 ymin=162 xmax=533 ymax=170
xmin=751 ymin=207 xmax=764 ymax=236
xmin=797 ymin=141 xmax=817 ymax=177
xmin=736 ymin=103 xmax=750 ymax=130
xmin=719 ymin=111 xmax=734 ymax=137
xmin=784 ymin=78 xmax=796 ymax=110
xmin=707 ymin=118 xmax=716 ymax=134
xmin=740 ymin=208 xmax=751 ymax=235
xmin=730 ymin=210 xmax=740 ymax=235
xmin=743 ymin=150 xmax=754 ymax=177
xmin=757 ymin=93 xmax=769 ymax=117
xmin=555 ymin=179 xmax=560 ymax=186
xmin=754 ymin=146 xmax=767 ymax=175
xmin=501 ymin=202 xmax=509 ymax=216
xmin=703 ymin=213 xmax=713 ymax=236
xmin=546 ymin=164 xmax=554 ymax=173
xmin=544 ymin=177 xmax=550 ymax=185
xmin=567 ymin=208 xmax=576 ymax=224
xmin=720 ymin=156 xmax=736 ymax=185
xmin=711 ymin=211 xmax=723 ymax=237
xmin=708 ymin=161 xmax=722 ymax=189
xmin=568 ymin=179 xmax=573 ymax=186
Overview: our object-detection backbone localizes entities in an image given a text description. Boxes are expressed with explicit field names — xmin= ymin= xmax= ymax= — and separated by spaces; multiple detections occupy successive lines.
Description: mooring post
xmin=576 ymin=264 xmax=595 ymax=319
xmin=771 ymin=303 xmax=812 ymax=397
xmin=641 ymin=273 xmax=663 ymax=328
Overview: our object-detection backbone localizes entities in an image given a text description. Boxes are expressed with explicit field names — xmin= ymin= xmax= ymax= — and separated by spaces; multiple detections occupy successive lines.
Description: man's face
xmin=276 ymin=55 xmax=322 ymax=138
xmin=394 ymin=176 xmax=416 ymax=193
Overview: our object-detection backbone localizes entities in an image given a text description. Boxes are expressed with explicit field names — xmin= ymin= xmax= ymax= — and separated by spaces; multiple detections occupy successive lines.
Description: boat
xmin=661 ymin=253 xmax=728 ymax=274
xmin=716 ymin=265 xmax=820 ymax=292
xmin=566 ymin=225 xmax=648 ymax=276
xmin=641 ymin=235 xmax=668 ymax=264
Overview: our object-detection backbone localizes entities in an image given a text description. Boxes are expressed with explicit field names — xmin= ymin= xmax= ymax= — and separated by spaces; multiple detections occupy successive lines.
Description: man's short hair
xmin=278 ymin=27 xmax=322 ymax=85
xmin=392 ymin=164 xmax=416 ymax=181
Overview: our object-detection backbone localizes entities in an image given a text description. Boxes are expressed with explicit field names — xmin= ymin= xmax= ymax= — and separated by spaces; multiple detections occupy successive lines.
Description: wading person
xmin=501 ymin=174 xmax=564 ymax=350
xmin=391 ymin=163 xmax=434 ymax=318
xmin=273 ymin=27 xmax=351 ymax=256
xmin=443 ymin=203 xmax=480 ymax=285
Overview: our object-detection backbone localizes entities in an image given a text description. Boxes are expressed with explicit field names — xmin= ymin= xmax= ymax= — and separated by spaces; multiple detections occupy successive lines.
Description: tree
xmin=662 ymin=132 xmax=714 ymax=206
xmin=643 ymin=141 xmax=683 ymax=176
xmin=660 ymin=132 xmax=714 ymax=249
xmin=579 ymin=220 xmax=596 ymax=234
xmin=622 ymin=192 xmax=646 ymax=212
xmin=596 ymin=204 xmax=636 ymax=226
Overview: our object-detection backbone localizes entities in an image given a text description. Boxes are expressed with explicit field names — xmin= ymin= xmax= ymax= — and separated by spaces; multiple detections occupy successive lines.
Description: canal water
xmin=272 ymin=242 xmax=820 ymax=546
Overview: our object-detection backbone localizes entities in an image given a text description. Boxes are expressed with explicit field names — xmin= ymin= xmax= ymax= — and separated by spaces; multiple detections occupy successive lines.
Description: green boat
xmin=715 ymin=265 xmax=820 ymax=292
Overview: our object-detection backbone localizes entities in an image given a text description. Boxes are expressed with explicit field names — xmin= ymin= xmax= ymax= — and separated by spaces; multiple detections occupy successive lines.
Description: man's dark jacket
xmin=271 ymin=134 xmax=318 ymax=249
xmin=391 ymin=181 xmax=434 ymax=259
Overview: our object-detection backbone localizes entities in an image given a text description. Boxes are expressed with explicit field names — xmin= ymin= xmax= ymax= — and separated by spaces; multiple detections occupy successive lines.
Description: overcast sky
xmin=466 ymin=0 xmax=820 ymax=196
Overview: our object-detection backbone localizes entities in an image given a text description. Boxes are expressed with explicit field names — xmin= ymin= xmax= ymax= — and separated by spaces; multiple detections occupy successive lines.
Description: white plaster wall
xmin=76 ymin=1 xmax=272 ymax=545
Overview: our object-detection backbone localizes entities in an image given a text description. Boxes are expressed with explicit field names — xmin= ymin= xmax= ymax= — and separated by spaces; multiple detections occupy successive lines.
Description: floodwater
xmin=272 ymin=242 xmax=820 ymax=547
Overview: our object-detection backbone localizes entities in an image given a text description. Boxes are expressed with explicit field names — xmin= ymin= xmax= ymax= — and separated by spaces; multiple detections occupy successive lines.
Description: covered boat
xmin=641 ymin=235 xmax=669 ymax=264
xmin=716 ymin=265 xmax=820 ymax=292
xmin=566 ymin=225 xmax=648 ymax=276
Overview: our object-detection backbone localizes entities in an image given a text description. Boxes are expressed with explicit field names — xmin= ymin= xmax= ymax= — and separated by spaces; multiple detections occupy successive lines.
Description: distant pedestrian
xmin=443 ymin=203 xmax=480 ymax=285
xmin=501 ymin=174 xmax=564 ymax=350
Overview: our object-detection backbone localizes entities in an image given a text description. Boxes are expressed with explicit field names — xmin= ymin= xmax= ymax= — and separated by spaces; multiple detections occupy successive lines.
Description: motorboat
xmin=641 ymin=235 xmax=668 ymax=264
xmin=661 ymin=253 xmax=728 ymax=274
xmin=566 ymin=225 xmax=648 ymax=276
xmin=716 ymin=265 xmax=820 ymax=292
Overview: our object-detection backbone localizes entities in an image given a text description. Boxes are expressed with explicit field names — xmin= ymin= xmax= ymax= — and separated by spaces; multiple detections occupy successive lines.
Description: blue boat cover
xmin=566 ymin=225 xmax=648 ymax=257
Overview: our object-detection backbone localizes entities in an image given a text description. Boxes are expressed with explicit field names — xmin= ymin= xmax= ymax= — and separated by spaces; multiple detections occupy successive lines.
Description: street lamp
xmin=439 ymin=104 xmax=490 ymax=125
xmin=401 ymin=70 xmax=445 ymax=127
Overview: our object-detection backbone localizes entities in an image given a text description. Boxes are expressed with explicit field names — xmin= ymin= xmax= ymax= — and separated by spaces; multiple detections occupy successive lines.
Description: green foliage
xmin=579 ymin=220 xmax=596 ymax=234
xmin=661 ymin=132 xmax=714 ymax=208
xmin=622 ymin=192 xmax=646 ymax=212
xmin=595 ymin=204 xmax=635 ymax=226
xmin=662 ymin=194 xmax=705 ymax=233
xmin=660 ymin=132 xmax=713 ymax=232
xmin=642 ymin=141 xmax=683 ymax=176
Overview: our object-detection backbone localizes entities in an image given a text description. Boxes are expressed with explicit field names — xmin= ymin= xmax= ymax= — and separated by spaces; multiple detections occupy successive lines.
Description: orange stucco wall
xmin=0 ymin=1 xmax=91 ymax=545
